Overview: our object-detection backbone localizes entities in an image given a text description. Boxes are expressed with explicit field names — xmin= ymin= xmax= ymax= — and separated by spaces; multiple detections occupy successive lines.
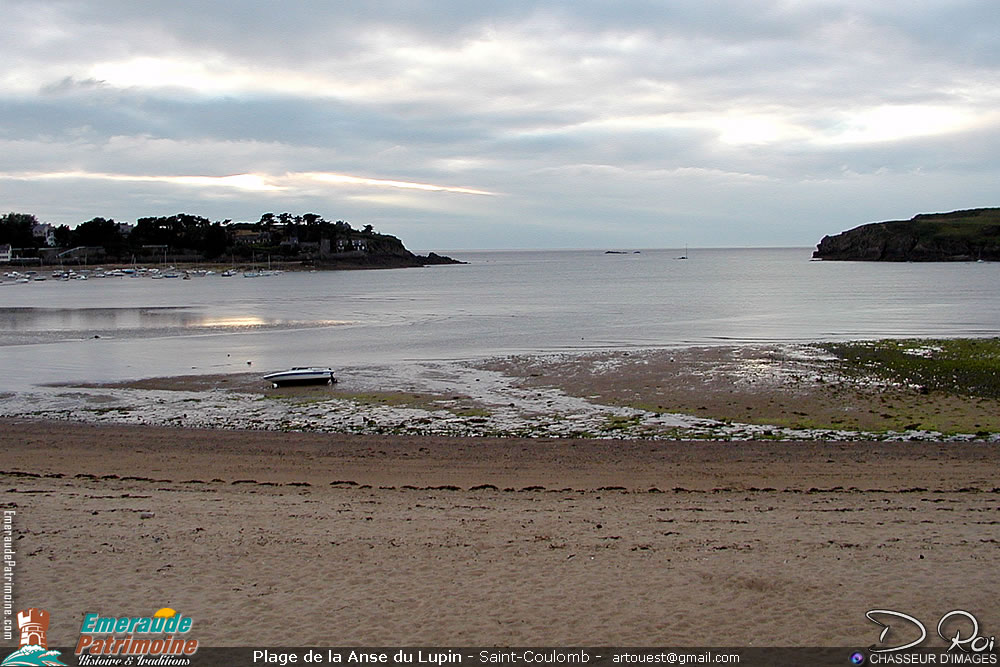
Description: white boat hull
xmin=263 ymin=367 xmax=337 ymax=387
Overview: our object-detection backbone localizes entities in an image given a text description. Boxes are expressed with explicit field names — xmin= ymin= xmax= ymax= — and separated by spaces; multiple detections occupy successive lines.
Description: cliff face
xmin=813 ymin=208 xmax=1000 ymax=261
xmin=314 ymin=233 xmax=464 ymax=269
xmin=313 ymin=252 xmax=463 ymax=269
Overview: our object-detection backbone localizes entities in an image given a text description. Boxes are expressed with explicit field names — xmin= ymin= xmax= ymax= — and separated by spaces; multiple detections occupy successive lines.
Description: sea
xmin=1 ymin=247 xmax=999 ymax=391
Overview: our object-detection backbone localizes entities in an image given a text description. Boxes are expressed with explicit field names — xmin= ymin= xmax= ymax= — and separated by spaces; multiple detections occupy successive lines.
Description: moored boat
xmin=263 ymin=367 xmax=337 ymax=387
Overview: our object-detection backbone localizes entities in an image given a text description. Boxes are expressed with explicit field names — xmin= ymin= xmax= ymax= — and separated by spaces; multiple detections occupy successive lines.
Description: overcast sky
xmin=2 ymin=1 xmax=999 ymax=250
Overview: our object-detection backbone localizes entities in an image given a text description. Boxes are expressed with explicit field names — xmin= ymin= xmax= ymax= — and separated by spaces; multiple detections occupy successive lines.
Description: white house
xmin=0 ymin=244 xmax=12 ymax=262
xmin=32 ymin=223 xmax=56 ymax=246
xmin=336 ymin=238 xmax=368 ymax=252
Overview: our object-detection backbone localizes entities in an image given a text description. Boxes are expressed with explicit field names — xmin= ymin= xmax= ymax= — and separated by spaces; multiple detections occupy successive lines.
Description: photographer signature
xmin=867 ymin=609 xmax=996 ymax=653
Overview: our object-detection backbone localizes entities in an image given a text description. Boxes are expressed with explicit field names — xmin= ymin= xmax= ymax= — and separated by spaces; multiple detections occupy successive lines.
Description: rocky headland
xmin=1 ymin=211 xmax=464 ymax=269
xmin=813 ymin=208 xmax=1000 ymax=261
xmin=311 ymin=244 xmax=464 ymax=270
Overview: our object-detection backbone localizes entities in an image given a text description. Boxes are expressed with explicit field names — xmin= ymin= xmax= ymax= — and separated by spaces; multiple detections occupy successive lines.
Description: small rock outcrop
xmin=813 ymin=208 xmax=1000 ymax=261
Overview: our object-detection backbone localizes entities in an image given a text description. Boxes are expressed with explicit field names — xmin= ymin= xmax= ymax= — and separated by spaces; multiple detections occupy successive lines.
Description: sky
xmin=2 ymin=1 xmax=999 ymax=250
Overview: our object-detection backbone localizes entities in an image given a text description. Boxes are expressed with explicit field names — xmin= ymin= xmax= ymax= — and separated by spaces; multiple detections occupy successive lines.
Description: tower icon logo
xmin=17 ymin=609 xmax=49 ymax=650
xmin=1 ymin=608 xmax=65 ymax=666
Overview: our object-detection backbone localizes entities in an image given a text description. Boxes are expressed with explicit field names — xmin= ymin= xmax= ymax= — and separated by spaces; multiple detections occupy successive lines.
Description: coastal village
xmin=0 ymin=212 xmax=457 ymax=278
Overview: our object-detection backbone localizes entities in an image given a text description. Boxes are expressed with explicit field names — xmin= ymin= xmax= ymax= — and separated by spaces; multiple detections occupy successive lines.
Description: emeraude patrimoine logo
xmin=75 ymin=607 xmax=199 ymax=657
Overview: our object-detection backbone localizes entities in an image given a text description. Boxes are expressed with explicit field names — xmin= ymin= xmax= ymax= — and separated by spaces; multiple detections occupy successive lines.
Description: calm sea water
xmin=1 ymin=247 xmax=999 ymax=389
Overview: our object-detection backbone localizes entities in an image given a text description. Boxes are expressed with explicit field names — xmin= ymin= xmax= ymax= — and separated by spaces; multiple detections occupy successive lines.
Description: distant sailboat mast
xmin=677 ymin=245 xmax=688 ymax=260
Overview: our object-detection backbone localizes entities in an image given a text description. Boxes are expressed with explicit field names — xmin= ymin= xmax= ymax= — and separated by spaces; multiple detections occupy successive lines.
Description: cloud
xmin=2 ymin=1 xmax=999 ymax=248
xmin=0 ymin=168 xmax=496 ymax=196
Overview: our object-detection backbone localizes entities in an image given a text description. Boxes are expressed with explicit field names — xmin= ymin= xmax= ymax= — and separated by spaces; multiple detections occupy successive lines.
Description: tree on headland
xmin=74 ymin=218 xmax=125 ymax=255
xmin=53 ymin=224 xmax=73 ymax=248
xmin=0 ymin=212 xmax=39 ymax=248
xmin=203 ymin=222 xmax=229 ymax=259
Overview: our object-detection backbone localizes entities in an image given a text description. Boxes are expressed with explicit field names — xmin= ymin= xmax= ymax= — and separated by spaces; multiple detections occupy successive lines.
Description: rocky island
xmin=813 ymin=208 xmax=1000 ymax=261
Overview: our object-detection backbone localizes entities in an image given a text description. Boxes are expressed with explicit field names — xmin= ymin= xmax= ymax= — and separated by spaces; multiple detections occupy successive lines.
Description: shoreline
xmin=3 ymin=418 xmax=999 ymax=646
xmin=1 ymin=251 xmax=464 ymax=276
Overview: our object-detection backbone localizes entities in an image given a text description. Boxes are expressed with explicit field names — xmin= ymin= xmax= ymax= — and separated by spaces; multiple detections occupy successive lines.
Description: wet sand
xmin=483 ymin=345 xmax=1000 ymax=435
xmin=24 ymin=343 xmax=998 ymax=440
xmin=3 ymin=418 xmax=999 ymax=647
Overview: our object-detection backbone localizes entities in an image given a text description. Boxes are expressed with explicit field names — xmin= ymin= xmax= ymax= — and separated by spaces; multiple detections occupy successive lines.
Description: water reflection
xmin=197 ymin=316 xmax=268 ymax=328
xmin=0 ymin=308 xmax=352 ymax=346
xmin=0 ymin=307 xmax=228 ymax=332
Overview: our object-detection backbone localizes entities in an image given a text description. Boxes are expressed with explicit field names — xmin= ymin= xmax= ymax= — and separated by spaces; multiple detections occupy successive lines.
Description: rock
xmin=420 ymin=252 xmax=464 ymax=265
xmin=813 ymin=208 xmax=1000 ymax=261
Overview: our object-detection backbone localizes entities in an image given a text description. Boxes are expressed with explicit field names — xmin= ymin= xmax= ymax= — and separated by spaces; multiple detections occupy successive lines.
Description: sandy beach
xmin=4 ymin=416 xmax=999 ymax=647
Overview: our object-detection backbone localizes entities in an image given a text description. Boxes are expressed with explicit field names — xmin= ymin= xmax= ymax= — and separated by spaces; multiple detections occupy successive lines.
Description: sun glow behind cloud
xmin=0 ymin=170 xmax=284 ymax=191
xmin=298 ymin=172 xmax=494 ymax=195
xmin=530 ymin=101 xmax=990 ymax=149
xmin=821 ymin=105 xmax=988 ymax=145
xmin=705 ymin=105 xmax=990 ymax=147
xmin=86 ymin=56 xmax=339 ymax=98
xmin=0 ymin=170 xmax=495 ymax=196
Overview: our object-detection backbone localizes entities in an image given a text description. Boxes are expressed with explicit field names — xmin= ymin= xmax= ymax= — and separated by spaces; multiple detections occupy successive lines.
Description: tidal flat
xmin=4 ymin=339 xmax=999 ymax=441
xmin=484 ymin=338 xmax=1000 ymax=438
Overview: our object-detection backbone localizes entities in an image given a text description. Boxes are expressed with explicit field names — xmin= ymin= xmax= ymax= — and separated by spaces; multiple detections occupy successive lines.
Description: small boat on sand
xmin=263 ymin=367 xmax=337 ymax=387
